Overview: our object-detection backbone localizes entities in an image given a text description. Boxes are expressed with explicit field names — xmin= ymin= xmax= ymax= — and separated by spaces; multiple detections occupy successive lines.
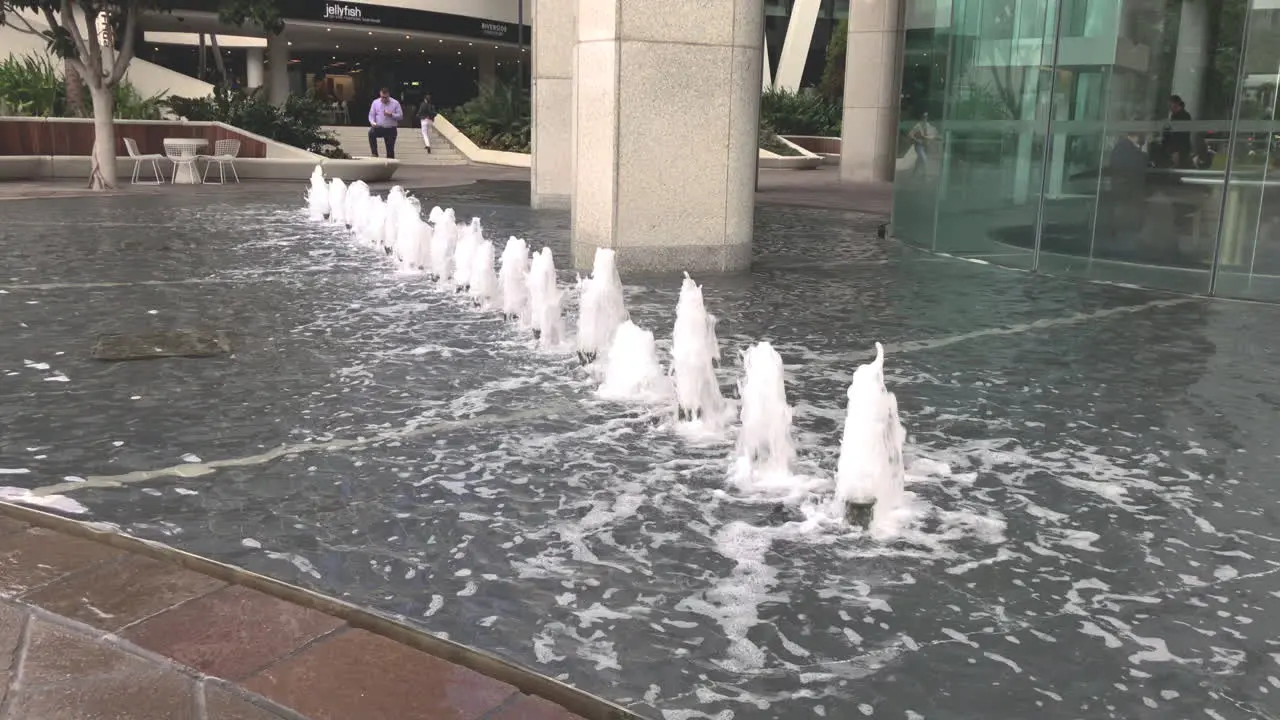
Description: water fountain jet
xmin=598 ymin=321 xmax=669 ymax=402
xmin=731 ymin=342 xmax=796 ymax=490
xmin=576 ymin=249 xmax=628 ymax=366
xmin=671 ymin=273 xmax=724 ymax=425
xmin=306 ymin=166 xmax=329 ymax=221
xmin=834 ymin=343 xmax=906 ymax=530
xmin=498 ymin=237 xmax=530 ymax=323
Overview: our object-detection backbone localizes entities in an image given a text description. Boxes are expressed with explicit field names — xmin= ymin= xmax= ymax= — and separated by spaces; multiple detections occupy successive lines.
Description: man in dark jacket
xmin=1162 ymin=94 xmax=1193 ymax=169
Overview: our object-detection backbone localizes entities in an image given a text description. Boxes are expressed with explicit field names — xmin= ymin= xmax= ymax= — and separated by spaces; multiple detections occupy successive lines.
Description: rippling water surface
xmin=1 ymin=185 xmax=1279 ymax=720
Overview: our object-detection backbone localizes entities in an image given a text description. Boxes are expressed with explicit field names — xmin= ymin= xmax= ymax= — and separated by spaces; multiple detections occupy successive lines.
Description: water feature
xmin=498 ymin=237 xmax=531 ymax=323
xmin=429 ymin=208 xmax=457 ymax=283
xmin=597 ymin=321 xmax=670 ymax=403
xmin=342 ymin=181 xmax=369 ymax=230
xmin=834 ymin=342 xmax=907 ymax=531
xmin=469 ymin=240 xmax=499 ymax=310
xmin=306 ymin=166 xmax=329 ymax=221
xmin=452 ymin=218 xmax=480 ymax=291
xmin=527 ymin=247 xmax=565 ymax=348
xmin=10 ymin=178 xmax=1271 ymax=720
xmin=671 ymin=273 xmax=725 ymax=427
xmin=730 ymin=342 xmax=802 ymax=497
xmin=575 ymin=249 xmax=628 ymax=365
xmin=327 ymin=178 xmax=347 ymax=226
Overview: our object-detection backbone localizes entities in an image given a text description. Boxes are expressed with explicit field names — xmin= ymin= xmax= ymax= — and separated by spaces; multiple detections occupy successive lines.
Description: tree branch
xmin=81 ymin=1 xmax=105 ymax=81
xmin=3 ymin=9 xmax=49 ymax=37
xmin=57 ymin=0 xmax=96 ymax=86
xmin=107 ymin=0 xmax=138 ymax=87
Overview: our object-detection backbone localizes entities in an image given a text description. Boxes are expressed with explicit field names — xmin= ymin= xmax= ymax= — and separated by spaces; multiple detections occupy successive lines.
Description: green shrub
xmin=818 ymin=18 xmax=848 ymax=103
xmin=166 ymin=86 xmax=348 ymax=157
xmin=0 ymin=53 xmax=163 ymax=119
xmin=760 ymin=88 xmax=841 ymax=137
xmin=448 ymin=80 xmax=530 ymax=153
xmin=0 ymin=54 xmax=64 ymax=116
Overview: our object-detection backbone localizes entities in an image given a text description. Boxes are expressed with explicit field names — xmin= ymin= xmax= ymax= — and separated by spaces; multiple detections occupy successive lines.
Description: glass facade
xmin=893 ymin=0 xmax=1280 ymax=301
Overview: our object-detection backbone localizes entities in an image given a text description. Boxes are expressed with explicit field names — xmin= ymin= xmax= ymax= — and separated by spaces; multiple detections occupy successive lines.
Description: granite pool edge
xmin=0 ymin=501 xmax=647 ymax=720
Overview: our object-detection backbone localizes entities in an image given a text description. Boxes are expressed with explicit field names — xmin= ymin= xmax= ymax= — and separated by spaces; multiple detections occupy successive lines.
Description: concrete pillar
xmin=1171 ymin=0 xmax=1210 ymax=115
xmin=571 ymin=0 xmax=763 ymax=274
xmin=266 ymin=32 xmax=290 ymax=105
xmin=478 ymin=49 xmax=497 ymax=89
xmin=531 ymin=0 xmax=576 ymax=209
xmin=840 ymin=0 xmax=905 ymax=183
xmin=246 ymin=46 xmax=265 ymax=89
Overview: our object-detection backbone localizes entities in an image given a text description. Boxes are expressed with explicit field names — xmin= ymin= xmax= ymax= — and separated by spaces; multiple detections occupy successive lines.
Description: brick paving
xmin=0 ymin=507 xmax=609 ymax=720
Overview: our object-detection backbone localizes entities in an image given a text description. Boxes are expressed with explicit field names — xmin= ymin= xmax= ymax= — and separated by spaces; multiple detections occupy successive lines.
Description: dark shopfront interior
xmin=138 ymin=43 xmax=528 ymax=124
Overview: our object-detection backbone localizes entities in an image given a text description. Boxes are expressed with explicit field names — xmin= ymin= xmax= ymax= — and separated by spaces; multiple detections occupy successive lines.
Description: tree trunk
xmin=88 ymin=86 xmax=119 ymax=190
xmin=64 ymin=60 xmax=86 ymax=117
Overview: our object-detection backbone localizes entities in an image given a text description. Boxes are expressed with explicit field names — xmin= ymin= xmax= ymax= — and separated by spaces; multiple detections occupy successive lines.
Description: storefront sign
xmin=164 ymin=0 xmax=528 ymax=43
xmin=323 ymin=3 xmax=377 ymax=25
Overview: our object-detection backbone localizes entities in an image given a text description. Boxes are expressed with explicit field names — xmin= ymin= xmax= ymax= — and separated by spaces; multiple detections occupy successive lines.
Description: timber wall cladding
xmin=0 ymin=120 xmax=267 ymax=158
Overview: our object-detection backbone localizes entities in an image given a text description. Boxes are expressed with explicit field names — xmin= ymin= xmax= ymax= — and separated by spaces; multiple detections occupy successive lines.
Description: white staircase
xmin=323 ymin=124 xmax=467 ymax=166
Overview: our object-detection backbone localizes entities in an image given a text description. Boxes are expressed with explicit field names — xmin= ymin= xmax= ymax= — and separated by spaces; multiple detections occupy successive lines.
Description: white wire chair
xmin=162 ymin=139 xmax=205 ymax=184
xmin=122 ymin=137 xmax=163 ymax=185
xmin=200 ymin=139 xmax=241 ymax=184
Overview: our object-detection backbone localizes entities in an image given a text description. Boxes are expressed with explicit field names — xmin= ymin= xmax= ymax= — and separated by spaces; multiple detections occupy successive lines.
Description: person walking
xmin=368 ymin=87 xmax=403 ymax=159
xmin=417 ymin=94 xmax=438 ymax=154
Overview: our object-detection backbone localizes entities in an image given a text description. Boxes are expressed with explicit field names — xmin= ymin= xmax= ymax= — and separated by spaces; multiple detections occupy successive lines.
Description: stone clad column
xmin=840 ymin=0 xmax=905 ymax=183
xmin=531 ymin=0 xmax=576 ymax=209
xmin=571 ymin=0 xmax=764 ymax=274
xmin=246 ymin=47 xmax=265 ymax=90
xmin=266 ymin=32 xmax=290 ymax=106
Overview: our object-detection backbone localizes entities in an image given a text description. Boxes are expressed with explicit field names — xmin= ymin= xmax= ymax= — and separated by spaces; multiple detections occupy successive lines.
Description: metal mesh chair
xmin=201 ymin=139 xmax=241 ymax=184
xmin=122 ymin=137 xmax=163 ymax=185
xmin=163 ymin=139 xmax=204 ymax=184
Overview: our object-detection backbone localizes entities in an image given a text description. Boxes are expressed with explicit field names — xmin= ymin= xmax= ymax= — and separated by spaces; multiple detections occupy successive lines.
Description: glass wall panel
xmin=891 ymin=0 xmax=954 ymax=250
xmin=925 ymin=0 xmax=1062 ymax=269
xmin=1035 ymin=0 xmax=1248 ymax=294
xmin=1214 ymin=1 xmax=1280 ymax=301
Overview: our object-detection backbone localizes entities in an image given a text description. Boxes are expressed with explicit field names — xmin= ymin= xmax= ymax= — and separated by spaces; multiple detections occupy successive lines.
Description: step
xmin=324 ymin=125 xmax=470 ymax=166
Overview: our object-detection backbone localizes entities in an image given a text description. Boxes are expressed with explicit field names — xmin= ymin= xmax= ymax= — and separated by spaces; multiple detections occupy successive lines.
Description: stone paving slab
xmin=0 ymin=506 xmax=603 ymax=720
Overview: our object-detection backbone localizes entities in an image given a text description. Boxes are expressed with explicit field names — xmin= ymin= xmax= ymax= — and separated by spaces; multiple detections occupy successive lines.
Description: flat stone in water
xmin=92 ymin=330 xmax=233 ymax=361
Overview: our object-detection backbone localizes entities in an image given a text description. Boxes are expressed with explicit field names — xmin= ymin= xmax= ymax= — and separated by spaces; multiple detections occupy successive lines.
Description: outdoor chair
xmin=122 ymin=137 xmax=163 ymax=185
xmin=200 ymin=139 xmax=241 ymax=184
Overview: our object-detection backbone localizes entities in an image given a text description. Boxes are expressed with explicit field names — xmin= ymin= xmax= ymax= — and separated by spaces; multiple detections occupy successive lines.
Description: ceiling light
xmin=468 ymin=42 xmax=473 ymax=46
xmin=287 ymin=41 xmax=292 ymax=46
xmin=404 ymin=35 xmax=410 ymax=39
xmin=326 ymin=28 xmax=330 ymax=31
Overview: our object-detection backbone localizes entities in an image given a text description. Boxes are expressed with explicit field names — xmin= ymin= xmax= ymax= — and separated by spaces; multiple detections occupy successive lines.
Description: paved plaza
xmin=0 ymin=169 xmax=1278 ymax=719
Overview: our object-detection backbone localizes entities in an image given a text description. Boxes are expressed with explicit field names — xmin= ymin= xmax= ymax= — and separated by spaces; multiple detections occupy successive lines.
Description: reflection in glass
xmin=890 ymin=0 xmax=1280 ymax=300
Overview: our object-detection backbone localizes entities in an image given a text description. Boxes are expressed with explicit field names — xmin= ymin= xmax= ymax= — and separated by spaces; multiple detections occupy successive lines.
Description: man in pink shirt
xmin=368 ymin=87 xmax=404 ymax=159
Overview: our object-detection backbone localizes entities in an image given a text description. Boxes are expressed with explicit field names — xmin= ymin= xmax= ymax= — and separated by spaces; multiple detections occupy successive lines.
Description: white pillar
xmin=773 ymin=0 xmax=820 ymax=91
xmin=267 ymin=32 xmax=290 ymax=106
xmin=1171 ymin=0 xmax=1210 ymax=115
xmin=531 ymin=0 xmax=576 ymax=209
xmin=840 ymin=0 xmax=905 ymax=183
xmin=246 ymin=46 xmax=265 ymax=89
xmin=571 ymin=0 xmax=763 ymax=274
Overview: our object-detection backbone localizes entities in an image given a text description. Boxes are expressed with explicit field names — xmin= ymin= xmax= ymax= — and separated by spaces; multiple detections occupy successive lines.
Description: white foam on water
xmin=0 ymin=486 xmax=89 ymax=515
